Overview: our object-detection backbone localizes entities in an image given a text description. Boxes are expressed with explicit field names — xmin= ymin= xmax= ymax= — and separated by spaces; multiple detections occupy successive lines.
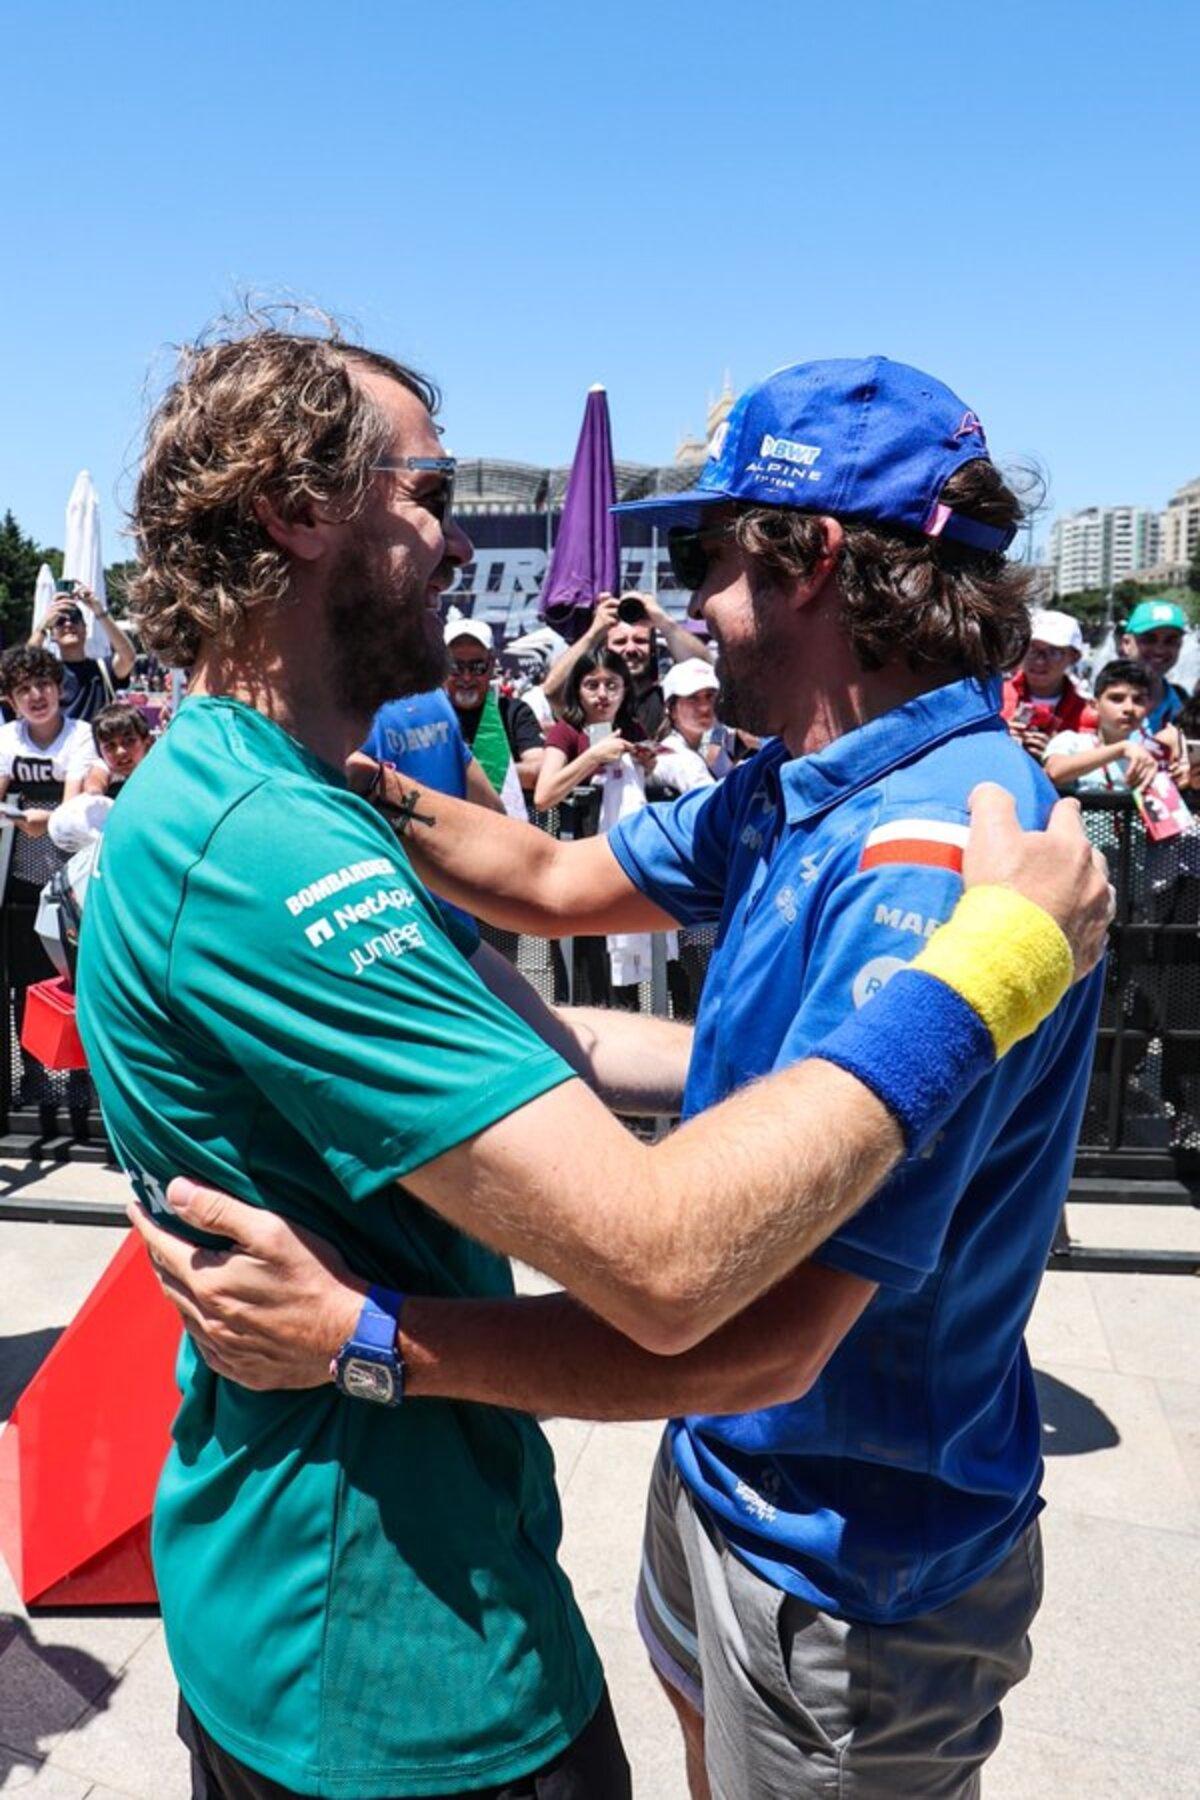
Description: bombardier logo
xmin=759 ymin=433 xmax=821 ymax=468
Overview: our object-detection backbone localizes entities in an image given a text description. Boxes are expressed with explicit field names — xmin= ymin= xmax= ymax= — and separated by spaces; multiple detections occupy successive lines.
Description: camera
xmin=617 ymin=594 xmax=648 ymax=624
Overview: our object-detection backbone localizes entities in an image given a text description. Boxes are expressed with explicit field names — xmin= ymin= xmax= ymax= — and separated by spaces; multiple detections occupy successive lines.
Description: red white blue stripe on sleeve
xmin=859 ymin=820 xmax=969 ymax=874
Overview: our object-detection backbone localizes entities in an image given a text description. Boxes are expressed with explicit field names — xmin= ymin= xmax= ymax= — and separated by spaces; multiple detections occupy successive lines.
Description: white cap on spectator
xmin=444 ymin=616 xmax=493 ymax=652
xmin=1028 ymin=609 xmax=1083 ymax=653
xmin=662 ymin=658 xmax=720 ymax=702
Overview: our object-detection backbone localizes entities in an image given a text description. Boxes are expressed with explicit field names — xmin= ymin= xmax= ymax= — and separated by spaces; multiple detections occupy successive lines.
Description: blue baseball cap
xmin=614 ymin=356 xmax=1015 ymax=555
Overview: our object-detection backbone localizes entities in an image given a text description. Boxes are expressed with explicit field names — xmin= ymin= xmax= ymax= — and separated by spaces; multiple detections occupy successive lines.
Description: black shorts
xmin=179 ymin=1688 xmax=631 ymax=1800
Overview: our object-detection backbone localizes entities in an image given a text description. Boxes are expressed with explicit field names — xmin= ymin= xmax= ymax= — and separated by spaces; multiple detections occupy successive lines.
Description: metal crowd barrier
xmin=1055 ymin=790 xmax=1199 ymax=1272
xmin=2 ymin=787 xmax=1197 ymax=1267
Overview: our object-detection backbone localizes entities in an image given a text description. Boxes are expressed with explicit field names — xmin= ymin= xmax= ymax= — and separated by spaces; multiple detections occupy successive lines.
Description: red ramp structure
xmin=0 ymin=1230 xmax=181 ymax=1606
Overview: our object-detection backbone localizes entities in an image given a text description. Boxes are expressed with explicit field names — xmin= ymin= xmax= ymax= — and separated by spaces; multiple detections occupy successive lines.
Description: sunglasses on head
xmin=667 ymin=521 xmax=732 ymax=592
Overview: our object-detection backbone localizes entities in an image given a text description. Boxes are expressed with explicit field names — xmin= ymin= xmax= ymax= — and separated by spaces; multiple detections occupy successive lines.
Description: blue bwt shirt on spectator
xmin=363 ymin=689 xmax=477 ymax=934
xmin=362 ymin=688 xmax=472 ymax=797
xmin=608 ymin=676 xmax=1104 ymax=1624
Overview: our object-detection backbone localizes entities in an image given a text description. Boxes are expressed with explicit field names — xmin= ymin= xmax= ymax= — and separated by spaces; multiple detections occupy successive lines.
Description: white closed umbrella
xmin=32 ymin=563 xmax=58 ymax=633
xmin=61 ymin=470 xmax=109 ymax=658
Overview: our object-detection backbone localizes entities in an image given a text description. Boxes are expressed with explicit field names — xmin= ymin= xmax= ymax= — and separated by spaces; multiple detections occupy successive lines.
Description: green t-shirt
xmin=76 ymin=697 xmax=602 ymax=1797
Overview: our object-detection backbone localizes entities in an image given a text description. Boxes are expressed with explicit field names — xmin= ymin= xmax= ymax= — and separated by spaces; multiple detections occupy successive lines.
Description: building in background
xmin=1157 ymin=476 xmax=1200 ymax=576
xmin=1049 ymin=506 xmax=1161 ymax=596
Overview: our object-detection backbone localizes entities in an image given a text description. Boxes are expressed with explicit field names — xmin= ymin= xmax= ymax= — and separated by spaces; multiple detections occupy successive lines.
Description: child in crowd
xmin=1043 ymin=659 xmax=1162 ymax=792
xmin=0 ymin=646 xmax=101 ymax=1132
xmin=1002 ymin=608 xmax=1095 ymax=760
xmin=85 ymin=701 xmax=154 ymax=797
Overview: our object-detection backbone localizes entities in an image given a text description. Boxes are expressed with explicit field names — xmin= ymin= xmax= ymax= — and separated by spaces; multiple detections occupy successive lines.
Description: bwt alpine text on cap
xmin=613 ymin=355 xmax=1017 ymax=555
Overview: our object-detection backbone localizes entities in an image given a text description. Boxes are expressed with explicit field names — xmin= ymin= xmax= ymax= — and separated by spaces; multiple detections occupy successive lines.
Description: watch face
xmin=342 ymin=1357 xmax=397 ymax=1405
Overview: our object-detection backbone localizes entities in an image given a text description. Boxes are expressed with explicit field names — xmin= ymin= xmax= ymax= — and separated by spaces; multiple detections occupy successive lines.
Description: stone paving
xmin=1 ymin=1162 xmax=1197 ymax=1797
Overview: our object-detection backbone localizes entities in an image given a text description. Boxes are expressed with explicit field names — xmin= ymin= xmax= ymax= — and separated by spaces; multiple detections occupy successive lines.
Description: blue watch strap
xmin=357 ymin=1286 xmax=405 ymax=1350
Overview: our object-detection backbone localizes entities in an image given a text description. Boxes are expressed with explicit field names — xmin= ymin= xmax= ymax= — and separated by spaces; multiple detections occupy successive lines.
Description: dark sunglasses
xmin=52 ymin=608 xmax=85 ymax=629
xmin=450 ymin=657 xmax=491 ymax=677
xmin=371 ymin=455 xmax=456 ymax=526
xmin=667 ymin=522 xmax=731 ymax=592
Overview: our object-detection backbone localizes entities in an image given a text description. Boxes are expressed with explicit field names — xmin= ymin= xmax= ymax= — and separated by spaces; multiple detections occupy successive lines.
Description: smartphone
xmin=55 ymin=578 xmax=78 ymax=596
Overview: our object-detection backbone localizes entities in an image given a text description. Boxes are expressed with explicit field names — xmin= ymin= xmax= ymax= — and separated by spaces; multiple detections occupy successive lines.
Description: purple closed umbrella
xmin=538 ymin=384 xmax=619 ymax=639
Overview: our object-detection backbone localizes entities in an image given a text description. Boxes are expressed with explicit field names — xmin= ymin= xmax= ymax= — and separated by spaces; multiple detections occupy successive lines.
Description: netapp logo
xmin=759 ymin=434 xmax=821 ymax=468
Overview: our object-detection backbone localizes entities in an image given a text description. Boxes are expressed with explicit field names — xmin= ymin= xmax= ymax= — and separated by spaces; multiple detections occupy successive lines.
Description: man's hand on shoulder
xmin=963 ymin=782 xmax=1112 ymax=979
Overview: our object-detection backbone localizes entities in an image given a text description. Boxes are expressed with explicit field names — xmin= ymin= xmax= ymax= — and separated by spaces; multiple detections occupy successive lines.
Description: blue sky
xmin=2 ymin=0 xmax=1196 ymax=561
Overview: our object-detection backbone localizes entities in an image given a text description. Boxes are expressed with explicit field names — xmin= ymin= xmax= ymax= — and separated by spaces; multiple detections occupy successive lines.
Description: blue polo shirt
xmin=609 ymin=676 xmax=1103 ymax=1623
xmin=364 ymin=690 xmax=475 ymax=933
xmin=363 ymin=689 xmax=472 ymax=797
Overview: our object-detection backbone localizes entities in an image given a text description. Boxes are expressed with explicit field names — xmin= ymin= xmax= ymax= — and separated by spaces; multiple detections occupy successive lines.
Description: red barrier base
xmin=0 ymin=1231 xmax=181 ymax=1607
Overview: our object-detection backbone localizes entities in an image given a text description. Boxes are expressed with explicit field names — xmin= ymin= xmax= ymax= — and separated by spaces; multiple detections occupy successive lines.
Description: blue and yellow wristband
xmin=815 ymin=886 xmax=1074 ymax=1154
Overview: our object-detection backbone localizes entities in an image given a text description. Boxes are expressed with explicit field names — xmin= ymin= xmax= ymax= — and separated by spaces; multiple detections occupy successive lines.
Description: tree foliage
xmin=1053 ymin=589 xmax=1109 ymax=626
xmin=0 ymin=511 xmax=61 ymax=647
xmin=0 ymin=508 xmax=138 ymax=646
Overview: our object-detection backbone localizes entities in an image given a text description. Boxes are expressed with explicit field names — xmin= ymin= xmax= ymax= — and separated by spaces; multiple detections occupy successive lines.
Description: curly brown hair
xmin=732 ymin=459 xmax=1036 ymax=678
xmin=129 ymin=310 xmax=438 ymax=666
xmin=0 ymin=645 xmax=64 ymax=697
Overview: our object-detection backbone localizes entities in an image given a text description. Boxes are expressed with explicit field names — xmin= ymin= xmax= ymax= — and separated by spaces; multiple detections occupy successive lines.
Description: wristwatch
xmin=331 ymin=1287 xmax=405 ymax=1406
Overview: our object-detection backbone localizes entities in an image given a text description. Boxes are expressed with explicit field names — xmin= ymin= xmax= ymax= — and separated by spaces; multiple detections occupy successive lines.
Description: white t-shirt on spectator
xmin=653 ymin=729 xmax=733 ymax=797
xmin=1044 ymin=728 xmax=1135 ymax=792
xmin=0 ymin=717 xmax=100 ymax=796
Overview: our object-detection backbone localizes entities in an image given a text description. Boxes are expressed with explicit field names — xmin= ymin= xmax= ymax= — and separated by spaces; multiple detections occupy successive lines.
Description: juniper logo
xmin=760 ymin=433 xmax=821 ymax=468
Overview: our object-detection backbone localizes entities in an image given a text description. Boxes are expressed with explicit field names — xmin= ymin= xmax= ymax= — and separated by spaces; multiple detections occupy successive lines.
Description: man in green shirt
xmin=80 ymin=320 xmax=1109 ymax=1800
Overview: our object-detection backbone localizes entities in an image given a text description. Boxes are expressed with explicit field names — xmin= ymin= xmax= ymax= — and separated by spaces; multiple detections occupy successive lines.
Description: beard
xmin=712 ymin=579 xmax=788 ymax=737
xmin=323 ymin=536 xmax=449 ymax=719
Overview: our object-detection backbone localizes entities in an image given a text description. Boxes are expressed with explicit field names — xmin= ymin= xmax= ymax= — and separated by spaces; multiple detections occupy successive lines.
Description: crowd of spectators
xmin=1001 ymin=602 xmax=1199 ymax=1148
xmin=1 ymin=580 xmax=1197 ymax=1141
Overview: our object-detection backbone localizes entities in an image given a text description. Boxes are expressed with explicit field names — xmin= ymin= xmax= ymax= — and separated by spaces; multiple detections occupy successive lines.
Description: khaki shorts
xmin=636 ymin=1436 xmax=1043 ymax=1799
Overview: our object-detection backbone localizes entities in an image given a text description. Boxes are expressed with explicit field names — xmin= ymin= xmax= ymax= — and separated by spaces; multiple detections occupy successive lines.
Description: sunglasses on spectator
xmin=52 ymin=609 xmax=85 ymax=629
xmin=450 ymin=658 xmax=491 ymax=677
xmin=667 ymin=523 xmax=732 ymax=591
xmin=371 ymin=455 xmax=456 ymax=525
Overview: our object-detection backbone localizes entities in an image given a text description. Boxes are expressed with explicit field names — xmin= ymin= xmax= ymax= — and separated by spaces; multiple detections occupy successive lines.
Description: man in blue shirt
xmin=355 ymin=685 xmax=505 ymax=812
xmin=132 ymin=358 xmax=1107 ymax=1799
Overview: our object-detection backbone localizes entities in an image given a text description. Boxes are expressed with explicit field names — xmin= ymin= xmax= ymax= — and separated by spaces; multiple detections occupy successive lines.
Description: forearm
xmin=534 ymin=751 xmax=595 ymax=810
xmin=402 ymin=1264 xmax=852 ymax=1418
xmin=465 ymin=759 xmax=506 ymax=813
xmin=515 ymin=749 xmax=544 ymax=791
xmin=100 ymin=614 xmax=136 ymax=673
xmin=470 ymin=943 xmax=691 ymax=1111
xmin=385 ymin=770 xmax=668 ymax=936
xmin=403 ymin=1292 xmax=739 ymax=1418
xmin=376 ymin=765 xmax=558 ymax=923
xmin=659 ymin=616 xmax=712 ymax=666
xmin=1045 ymin=744 xmax=1120 ymax=784
xmin=556 ymin=1005 xmax=691 ymax=1113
